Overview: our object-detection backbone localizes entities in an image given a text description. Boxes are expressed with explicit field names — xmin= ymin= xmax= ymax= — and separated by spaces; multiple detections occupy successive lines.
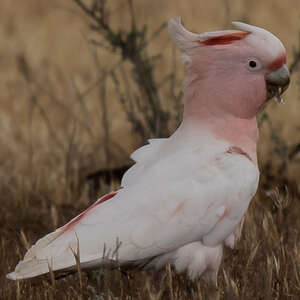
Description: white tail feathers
xmin=23 ymin=230 xmax=63 ymax=260
xmin=6 ymin=229 xmax=71 ymax=280
xmin=7 ymin=258 xmax=51 ymax=280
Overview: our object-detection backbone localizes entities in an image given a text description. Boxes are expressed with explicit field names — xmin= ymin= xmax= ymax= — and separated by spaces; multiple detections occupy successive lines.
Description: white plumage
xmin=7 ymin=125 xmax=259 ymax=281
xmin=7 ymin=18 xmax=289 ymax=282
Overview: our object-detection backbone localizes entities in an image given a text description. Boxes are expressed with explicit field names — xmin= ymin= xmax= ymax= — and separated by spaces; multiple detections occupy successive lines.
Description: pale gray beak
xmin=265 ymin=64 xmax=290 ymax=104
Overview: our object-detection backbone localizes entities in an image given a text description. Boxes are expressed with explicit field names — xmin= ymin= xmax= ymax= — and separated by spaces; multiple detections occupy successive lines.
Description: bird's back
xmin=7 ymin=128 xmax=259 ymax=280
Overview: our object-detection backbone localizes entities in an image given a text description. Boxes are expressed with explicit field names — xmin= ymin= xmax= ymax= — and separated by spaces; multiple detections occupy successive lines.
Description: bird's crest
xmin=168 ymin=18 xmax=285 ymax=63
xmin=201 ymin=32 xmax=249 ymax=46
xmin=168 ymin=17 xmax=250 ymax=51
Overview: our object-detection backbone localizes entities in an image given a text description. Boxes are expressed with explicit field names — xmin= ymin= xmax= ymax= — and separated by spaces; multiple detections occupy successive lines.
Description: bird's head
xmin=168 ymin=18 xmax=290 ymax=119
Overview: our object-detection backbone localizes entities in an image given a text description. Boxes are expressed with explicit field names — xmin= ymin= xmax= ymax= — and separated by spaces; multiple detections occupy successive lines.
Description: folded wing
xmin=7 ymin=138 xmax=258 ymax=280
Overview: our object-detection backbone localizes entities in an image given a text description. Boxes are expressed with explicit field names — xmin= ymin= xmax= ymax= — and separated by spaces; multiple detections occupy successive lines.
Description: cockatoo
xmin=7 ymin=19 xmax=290 ymax=283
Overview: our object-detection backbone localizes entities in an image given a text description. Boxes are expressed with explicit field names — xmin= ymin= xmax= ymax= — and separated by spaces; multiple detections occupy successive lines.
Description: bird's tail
xmin=7 ymin=191 xmax=118 ymax=280
xmin=7 ymin=229 xmax=74 ymax=280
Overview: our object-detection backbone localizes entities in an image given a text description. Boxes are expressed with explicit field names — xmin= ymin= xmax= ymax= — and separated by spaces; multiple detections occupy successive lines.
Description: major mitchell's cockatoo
xmin=7 ymin=19 xmax=290 ymax=283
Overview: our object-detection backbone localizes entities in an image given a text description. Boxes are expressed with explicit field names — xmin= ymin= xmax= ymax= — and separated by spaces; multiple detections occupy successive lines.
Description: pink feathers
xmin=227 ymin=146 xmax=252 ymax=162
xmin=62 ymin=191 xmax=117 ymax=232
xmin=268 ymin=54 xmax=286 ymax=71
xmin=168 ymin=19 xmax=289 ymax=165
xmin=201 ymin=32 xmax=249 ymax=46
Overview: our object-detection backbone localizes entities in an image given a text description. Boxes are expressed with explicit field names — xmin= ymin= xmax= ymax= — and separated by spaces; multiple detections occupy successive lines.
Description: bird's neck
xmin=181 ymin=87 xmax=259 ymax=165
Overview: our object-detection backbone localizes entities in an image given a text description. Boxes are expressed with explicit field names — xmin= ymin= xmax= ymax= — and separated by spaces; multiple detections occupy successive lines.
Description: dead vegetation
xmin=1 ymin=176 xmax=300 ymax=299
xmin=1 ymin=0 xmax=300 ymax=299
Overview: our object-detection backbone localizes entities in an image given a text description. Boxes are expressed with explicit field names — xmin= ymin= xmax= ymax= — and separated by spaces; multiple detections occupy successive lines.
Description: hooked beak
xmin=265 ymin=64 xmax=290 ymax=104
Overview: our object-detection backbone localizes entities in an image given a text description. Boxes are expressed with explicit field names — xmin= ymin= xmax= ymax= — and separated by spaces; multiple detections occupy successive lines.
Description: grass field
xmin=1 ymin=0 xmax=300 ymax=299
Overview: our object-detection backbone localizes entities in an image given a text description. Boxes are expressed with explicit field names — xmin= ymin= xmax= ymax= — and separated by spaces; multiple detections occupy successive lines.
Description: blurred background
xmin=1 ymin=0 xmax=299 ymax=190
xmin=1 ymin=0 xmax=300 ymax=299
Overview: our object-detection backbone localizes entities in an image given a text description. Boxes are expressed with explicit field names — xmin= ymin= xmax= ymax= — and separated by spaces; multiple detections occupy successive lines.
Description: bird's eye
xmin=249 ymin=60 xmax=257 ymax=68
xmin=247 ymin=58 xmax=261 ymax=71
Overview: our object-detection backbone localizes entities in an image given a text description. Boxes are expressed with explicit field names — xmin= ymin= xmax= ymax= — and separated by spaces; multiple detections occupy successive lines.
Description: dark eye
xmin=249 ymin=60 xmax=257 ymax=68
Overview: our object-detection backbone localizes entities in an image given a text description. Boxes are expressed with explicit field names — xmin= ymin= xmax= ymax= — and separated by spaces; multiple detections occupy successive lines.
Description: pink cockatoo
xmin=7 ymin=19 xmax=290 ymax=283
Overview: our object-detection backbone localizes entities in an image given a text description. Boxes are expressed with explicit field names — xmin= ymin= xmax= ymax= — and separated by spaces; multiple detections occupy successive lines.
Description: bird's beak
xmin=265 ymin=64 xmax=290 ymax=104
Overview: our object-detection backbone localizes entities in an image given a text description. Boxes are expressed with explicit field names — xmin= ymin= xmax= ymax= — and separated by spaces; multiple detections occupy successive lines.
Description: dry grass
xmin=1 ymin=0 xmax=300 ymax=299
xmin=1 ymin=175 xmax=300 ymax=299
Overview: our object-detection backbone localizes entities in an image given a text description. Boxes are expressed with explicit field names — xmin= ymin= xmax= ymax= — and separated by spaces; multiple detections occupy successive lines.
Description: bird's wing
xmin=121 ymin=138 xmax=166 ymax=187
xmin=7 ymin=142 xmax=258 ymax=280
